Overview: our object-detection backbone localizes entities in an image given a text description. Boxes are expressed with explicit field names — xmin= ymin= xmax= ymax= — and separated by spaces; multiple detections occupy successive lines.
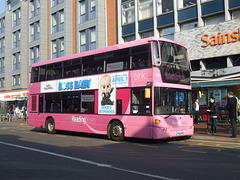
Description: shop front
xmin=0 ymin=90 xmax=29 ymax=121
xmin=174 ymin=18 xmax=240 ymax=121
xmin=192 ymin=81 xmax=240 ymax=121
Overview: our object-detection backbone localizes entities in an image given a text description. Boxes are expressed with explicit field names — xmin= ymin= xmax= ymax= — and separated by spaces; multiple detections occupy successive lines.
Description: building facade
xmin=0 ymin=0 xmax=116 ymax=113
xmin=1 ymin=0 xmax=240 ymax=112
xmin=118 ymin=0 xmax=240 ymax=108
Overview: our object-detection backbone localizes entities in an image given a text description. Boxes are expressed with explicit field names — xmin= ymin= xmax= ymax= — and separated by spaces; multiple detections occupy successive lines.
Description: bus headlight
xmin=155 ymin=119 xmax=161 ymax=124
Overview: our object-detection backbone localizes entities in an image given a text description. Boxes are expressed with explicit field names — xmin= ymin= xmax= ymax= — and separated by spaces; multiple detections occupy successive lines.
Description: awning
xmin=0 ymin=97 xmax=28 ymax=102
xmin=192 ymin=80 xmax=240 ymax=88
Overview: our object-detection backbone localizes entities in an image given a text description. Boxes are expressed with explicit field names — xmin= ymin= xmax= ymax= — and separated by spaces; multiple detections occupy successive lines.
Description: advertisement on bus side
xmin=98 ymin=74 xmax=116 ymax=114
xmin=41 ymin=72 xmax=129 ymax=94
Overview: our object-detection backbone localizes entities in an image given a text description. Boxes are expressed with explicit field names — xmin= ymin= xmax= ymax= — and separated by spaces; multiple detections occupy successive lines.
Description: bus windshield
xmin=154 ymin=87 xmax=192 ymax=115
xmin=158 ymin=41 xmax=190 ymax=85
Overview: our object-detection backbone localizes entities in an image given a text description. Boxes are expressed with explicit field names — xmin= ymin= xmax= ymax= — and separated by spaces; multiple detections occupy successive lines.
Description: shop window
xmin=197 ymin=90 xmax=207 ymax=106
xmin=208 ymin=89 xmax=227 ymax=106
xmin=230 ymin=54 xmax=240 ymax=67
xmin=191 ymin=60 xmax=200 ymax=71
xmin=203 ymin=57 xmax=227 ymax=70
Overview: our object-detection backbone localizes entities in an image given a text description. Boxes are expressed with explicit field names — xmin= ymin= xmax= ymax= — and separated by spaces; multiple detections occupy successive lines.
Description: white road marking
xmin=0 ymin=140 xmax=178 ymax=180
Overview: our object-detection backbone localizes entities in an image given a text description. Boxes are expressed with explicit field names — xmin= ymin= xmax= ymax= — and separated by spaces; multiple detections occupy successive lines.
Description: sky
xmin=0 ymin=0 xmax=6 ymax=15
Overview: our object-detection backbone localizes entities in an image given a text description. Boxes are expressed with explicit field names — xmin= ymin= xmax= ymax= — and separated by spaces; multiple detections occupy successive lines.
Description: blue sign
xmin=74 ymin=79 xmax=91 ymax=90
xmin=58 ymin=79 xmax=91 ymax=91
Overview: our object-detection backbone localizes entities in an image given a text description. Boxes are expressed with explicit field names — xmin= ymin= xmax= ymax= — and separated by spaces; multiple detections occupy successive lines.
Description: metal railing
xmin=0 ymin=113 xmax=27 ymax=123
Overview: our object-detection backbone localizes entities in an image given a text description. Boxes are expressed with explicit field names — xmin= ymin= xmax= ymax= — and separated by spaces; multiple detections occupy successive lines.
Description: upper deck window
xmin=31 ymin=67 xmax=39 ymax=83
xmin=159 ymin=41 xmax=190 ymax=85
xmin=160 ymin=41 xmax=189 ymax=70
xmin=131 ymin=44 xmax=152 ymax=69
xmin=31 ymin=44 xmax=152 ymax=83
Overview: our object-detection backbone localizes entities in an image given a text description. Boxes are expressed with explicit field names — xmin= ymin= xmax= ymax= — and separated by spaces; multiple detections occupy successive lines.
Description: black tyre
xmin=110 ymin=121 xmax=124 ymax=141
xmin=46 ymin=118 xmax=56 ymax=134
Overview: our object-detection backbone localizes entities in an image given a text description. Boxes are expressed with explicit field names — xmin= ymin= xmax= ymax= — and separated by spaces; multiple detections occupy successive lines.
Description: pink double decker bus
xmin=28 ymin=37 xmax=193 ymax=141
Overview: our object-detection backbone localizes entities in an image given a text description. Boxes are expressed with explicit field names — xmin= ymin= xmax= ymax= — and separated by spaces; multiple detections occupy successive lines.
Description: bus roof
xmin=31 ymin=37 xmax=187 ymax=68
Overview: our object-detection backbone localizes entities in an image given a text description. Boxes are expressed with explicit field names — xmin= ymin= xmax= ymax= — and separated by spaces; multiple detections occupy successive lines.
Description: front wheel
xmin=110 ymin=121 xmax=124 ymax=141
xmin=46 ymin=118 xmax=56 ymax=134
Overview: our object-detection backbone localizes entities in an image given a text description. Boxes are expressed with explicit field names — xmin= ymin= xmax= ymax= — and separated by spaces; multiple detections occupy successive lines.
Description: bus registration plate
xmin=176 ymin=131 xmax=184 ymax=136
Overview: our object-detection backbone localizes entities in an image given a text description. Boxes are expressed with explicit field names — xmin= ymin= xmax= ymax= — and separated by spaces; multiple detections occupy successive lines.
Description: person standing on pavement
xmin=227 ymin=91 xmax=237 ymax=138
xmin=207 ymin=96 xmax=218 ymax=135
xmin=193 ymin=99 xmax=200 ymax=124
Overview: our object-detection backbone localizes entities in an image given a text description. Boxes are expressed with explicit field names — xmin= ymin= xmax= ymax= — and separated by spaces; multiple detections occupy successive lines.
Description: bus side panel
xmin=53 ymin=114 xmax=108 ymax=135
xmin=28 ymin=113 xmax=42 ymax=128
xmin=28 ymin=94 xmax=43 ymax=128
xmin=48 ymin=114 xmax=153 ymax=139
xmin=129 ymin=69 xmax=153 ymax=87
xmin=123 ymin=116 xmax=153 ymax=139
xmin=116 ymin=88 xmax=131 ymax=115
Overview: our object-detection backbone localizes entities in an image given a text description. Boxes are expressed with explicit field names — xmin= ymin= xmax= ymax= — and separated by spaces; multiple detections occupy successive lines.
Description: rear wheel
xmin=110 ymin=121 xmax=124 ymax=141
xmin=46 ymin=118 xmax=56 ymax=134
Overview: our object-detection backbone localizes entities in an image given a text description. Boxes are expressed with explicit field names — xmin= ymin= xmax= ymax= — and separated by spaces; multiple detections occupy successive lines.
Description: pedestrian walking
xmin=193 ymin=98 xmax=200 ymax=124
xmin=207 ymin=96 xmax=218 ymax=135
xmin=227 ymin=91 xmax=237 ymax=138
xmin=14 ymin=106 xmax=20 ymax=119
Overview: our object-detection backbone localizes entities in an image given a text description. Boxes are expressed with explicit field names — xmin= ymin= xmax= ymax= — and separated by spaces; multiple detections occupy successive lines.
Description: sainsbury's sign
xmin=202 ymin=27 xmax=240 ymax=47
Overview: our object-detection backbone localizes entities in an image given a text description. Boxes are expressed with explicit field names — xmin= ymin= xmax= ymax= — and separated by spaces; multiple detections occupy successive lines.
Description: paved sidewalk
xmin=192 ymin=122 xmax=240 ymax=142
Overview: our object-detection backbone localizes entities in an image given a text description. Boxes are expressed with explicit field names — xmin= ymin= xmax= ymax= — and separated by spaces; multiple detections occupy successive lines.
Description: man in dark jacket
xmin=227 ymin=91 xmax=237 ymax=138
xmin=207 ymin=96 xmax=218 ymax=135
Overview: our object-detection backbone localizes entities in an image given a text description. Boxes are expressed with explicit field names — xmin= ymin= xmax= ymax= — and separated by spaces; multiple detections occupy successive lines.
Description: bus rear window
xmin=31 ymin=67 xmax=39 ymax=83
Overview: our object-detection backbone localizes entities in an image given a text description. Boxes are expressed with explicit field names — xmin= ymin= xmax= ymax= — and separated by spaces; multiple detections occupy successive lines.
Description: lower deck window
xmin=131 ymin=87 xmax=151 ymax=115
xmin=45 ymin=91 xmax=94 ymax=114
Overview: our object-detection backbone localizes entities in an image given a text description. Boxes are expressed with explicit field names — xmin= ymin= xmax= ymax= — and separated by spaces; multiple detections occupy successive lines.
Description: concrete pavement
xmin=193 ymin=122 xmax=240 ymax=142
